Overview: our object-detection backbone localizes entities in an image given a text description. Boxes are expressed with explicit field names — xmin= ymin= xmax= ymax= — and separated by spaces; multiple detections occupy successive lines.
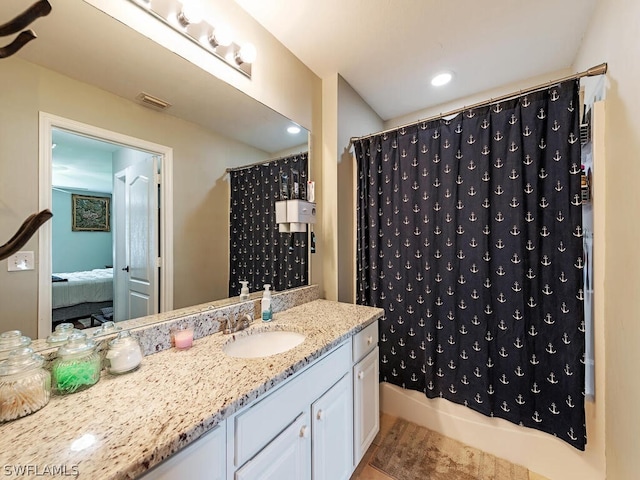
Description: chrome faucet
xmin=224 ymin=313 xmax=253 ymax=334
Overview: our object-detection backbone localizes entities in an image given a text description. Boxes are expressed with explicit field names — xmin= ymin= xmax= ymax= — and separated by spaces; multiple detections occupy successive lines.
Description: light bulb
xmin=236 ymin=42 xmax=257 ymax=65
xmin=209 ymin=24 xmax=233 ymax=48
xmin=178 ymin=0 xmax=203 ymax=26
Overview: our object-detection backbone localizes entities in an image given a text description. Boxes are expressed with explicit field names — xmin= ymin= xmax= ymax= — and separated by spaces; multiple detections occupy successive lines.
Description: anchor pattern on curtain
xmin=355 ymin=80 xmax=586 ymax=449
xmin=229 ymin=153 xmax=308 ymax=297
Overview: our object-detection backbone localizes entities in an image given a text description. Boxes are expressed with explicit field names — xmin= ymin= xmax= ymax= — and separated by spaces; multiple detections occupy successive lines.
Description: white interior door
xmin=114 ymin=156 xmax=158 ymax=321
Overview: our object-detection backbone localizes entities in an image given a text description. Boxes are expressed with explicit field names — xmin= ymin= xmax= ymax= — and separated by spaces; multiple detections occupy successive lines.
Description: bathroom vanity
xmin=0 ymin=299 xmax=382 ymax=480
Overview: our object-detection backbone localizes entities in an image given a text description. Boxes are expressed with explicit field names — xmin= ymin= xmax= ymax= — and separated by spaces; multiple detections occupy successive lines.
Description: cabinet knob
xmin=358 ymin=371 xmax=364 ymax=380
xmin=316 ymin=410 xmax=324 ymax=421
xmin=299 ymin=425 xmax=309 ymax=438
xmin=367 ymin=336 xmax=373 ymax=345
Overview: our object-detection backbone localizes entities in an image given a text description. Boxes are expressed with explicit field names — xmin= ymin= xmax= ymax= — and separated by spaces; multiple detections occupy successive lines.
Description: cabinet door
xmin=235 ymin=413 xmax=311 ymax=480
xmin=139 ymin=423 xmax=225 ymax=480
xmin=311 ymin=373 xmax=353 ymax=480
xmin=353 ymin=347 xmax=379 ymax=465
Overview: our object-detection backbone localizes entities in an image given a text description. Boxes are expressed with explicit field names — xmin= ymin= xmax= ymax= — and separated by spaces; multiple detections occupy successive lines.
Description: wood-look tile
xmin=353 ymin=465 xmax=396 ymax=480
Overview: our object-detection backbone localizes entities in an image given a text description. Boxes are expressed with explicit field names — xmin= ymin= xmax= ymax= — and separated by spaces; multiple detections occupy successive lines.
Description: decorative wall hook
xmin=0 ymin=210 xmax=53 ymax=261
xmin=0 ymin=0 xmax=52 ymax=59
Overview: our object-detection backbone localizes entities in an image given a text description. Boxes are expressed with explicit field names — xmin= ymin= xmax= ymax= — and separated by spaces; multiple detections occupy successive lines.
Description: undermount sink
xmin=222 ymin=330 xmax=306 ymax=358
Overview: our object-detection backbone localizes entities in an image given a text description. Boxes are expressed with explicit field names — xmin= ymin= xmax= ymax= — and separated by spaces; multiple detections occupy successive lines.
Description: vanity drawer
xmin=233 ymin=341 xmax=350 ymax=468
xmin=352 ymin=321 xmax=378 ymax=363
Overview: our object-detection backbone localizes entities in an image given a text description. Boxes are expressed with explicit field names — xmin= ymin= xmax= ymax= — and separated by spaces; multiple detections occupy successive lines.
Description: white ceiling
xmin=233 ymin=0 xmax=598 ymax=121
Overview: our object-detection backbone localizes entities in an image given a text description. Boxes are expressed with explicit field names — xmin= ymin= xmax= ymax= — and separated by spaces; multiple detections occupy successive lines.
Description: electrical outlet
xmin=7 ymin=251 xmax=35 ymax=272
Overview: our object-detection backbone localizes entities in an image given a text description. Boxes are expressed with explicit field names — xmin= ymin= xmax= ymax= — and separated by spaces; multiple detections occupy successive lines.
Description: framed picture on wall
xmin=71 ymin=194 xmax=110 ymax=232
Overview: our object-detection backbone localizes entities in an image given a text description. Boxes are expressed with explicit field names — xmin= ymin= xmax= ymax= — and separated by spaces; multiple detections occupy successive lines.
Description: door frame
xmin=38 ymin=112 xmax=174 ymax=338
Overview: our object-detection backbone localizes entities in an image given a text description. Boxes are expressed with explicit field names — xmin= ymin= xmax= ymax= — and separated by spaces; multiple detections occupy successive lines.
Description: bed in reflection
xmin=52 ymin=268 xmax=113 ymax=325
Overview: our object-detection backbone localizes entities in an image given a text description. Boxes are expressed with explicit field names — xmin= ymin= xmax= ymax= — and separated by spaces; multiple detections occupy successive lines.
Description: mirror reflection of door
xmin=113 ymin=156 xmax=159 ymax=321
xmin=51 ymin=129 xmax=160 ymax=329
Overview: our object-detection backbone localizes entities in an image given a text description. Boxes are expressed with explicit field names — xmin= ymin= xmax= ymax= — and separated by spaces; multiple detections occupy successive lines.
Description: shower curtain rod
xmin=349 ymin=62 xmax=607 ymax=144
xmin=225 ymin=150 xmax=308 ymax=173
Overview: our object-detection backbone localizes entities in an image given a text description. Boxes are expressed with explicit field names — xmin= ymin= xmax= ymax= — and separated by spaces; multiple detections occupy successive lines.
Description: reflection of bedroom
xmin=51 ymin=129 xmax=147 ymax=329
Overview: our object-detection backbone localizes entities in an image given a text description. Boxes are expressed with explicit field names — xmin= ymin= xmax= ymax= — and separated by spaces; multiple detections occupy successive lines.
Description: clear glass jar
xmin=52 ymin=333 xmax=101 ymax=395
xmin=105 ymin=331 xmax=143 ymax=375
xmin=0 ymin=330 xmax=31 ymax=360
xmin=0 ymin=347 xmax=51 ymax=423
xmin=93 ymin=321 xmax=121 ymax=338
xmin=46 ymin=323 xmax=80 ymax=345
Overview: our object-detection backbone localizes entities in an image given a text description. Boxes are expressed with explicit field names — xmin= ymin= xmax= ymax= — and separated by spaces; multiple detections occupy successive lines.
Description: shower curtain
xmin=229 ymin=152 xmax=308 ymax=297
xmin=355 ymin=80 xmax=586 ymax=449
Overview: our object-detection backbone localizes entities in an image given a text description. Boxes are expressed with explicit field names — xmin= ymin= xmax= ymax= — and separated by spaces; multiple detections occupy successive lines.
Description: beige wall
xmin=320 ymin=75 xmax=339 ymax=300
xmin=336 ymin=76 xmax=384 ymax=303
xmin=0 ymin=58 xmax=270 ymax=338
xmin=573 ymin=1 xmax=640 ymax=479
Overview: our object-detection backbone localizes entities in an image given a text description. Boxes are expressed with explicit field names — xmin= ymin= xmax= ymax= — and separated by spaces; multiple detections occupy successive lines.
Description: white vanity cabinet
xmin=311 ymin=372 xmax=353 ymax=480
xmin=235 ymin=412 xmax=311 ymax=480
xmin=227 ymin=340 xmax=352 ymax=480
xmin=352 ymin=320 xmax=380 ymax=466
xmin=138 ymin=319 xmax=381 ymax=480
xmin=138 ymin=423 xmax=226 ymax=480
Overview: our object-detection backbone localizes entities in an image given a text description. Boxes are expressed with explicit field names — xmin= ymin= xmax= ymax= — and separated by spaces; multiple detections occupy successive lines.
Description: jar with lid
xmin=46 ymin=323 xmax=80 ymax=345
xmin=52 ymin=333 xmax=101 ymax=395
xmin=92 ymin=321 xmax=121 ymax=338
xmin=105 ymin=331 xmax=143 ymax=375
xmin=0 ymin=330 xmax=31 ymax=360
xmin=0 ymin=347 xmax=50 ymax=423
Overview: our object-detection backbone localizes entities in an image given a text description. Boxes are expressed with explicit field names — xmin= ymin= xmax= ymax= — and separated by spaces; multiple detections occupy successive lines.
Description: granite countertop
xmin=0 ymin=299 xmax=383 ymax=479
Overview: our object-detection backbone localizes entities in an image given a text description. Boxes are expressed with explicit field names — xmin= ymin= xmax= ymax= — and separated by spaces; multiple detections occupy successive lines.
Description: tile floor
xmin=351 ymin=414 xmax=397 ymax=480
xmin=350 ymin=414 xmax=549 ymax=480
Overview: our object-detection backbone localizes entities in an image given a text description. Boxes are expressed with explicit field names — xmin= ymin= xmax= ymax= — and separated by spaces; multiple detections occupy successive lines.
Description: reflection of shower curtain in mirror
xmin=355 ymin=80 xmax=586 ymax=450
xmin=229 ymin=153 xmax=308 ymax=297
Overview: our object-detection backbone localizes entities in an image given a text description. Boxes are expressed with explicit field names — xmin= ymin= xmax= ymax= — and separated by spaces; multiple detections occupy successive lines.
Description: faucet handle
xmin=223 ymin=315 xmax=235 ymax=334
xmin=240 ymin=313 xmax=252 ymax=329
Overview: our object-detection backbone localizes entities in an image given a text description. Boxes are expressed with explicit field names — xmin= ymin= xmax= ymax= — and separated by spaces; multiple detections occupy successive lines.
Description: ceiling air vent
xmin=137 ymin=92 xmax=171 ymax=111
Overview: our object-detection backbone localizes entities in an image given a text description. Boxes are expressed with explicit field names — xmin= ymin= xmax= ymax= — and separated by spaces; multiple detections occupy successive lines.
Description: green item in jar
xmin=53 ymin=361 xmax=99 ymax=394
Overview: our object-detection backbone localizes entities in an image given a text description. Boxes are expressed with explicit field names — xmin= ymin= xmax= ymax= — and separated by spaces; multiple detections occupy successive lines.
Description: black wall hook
xmin=0 ymin=0 xmax=52 ymax=59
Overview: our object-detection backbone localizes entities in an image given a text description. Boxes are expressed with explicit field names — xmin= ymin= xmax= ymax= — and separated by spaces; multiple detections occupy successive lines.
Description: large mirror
xmin=0 ymin=0 xmax=309 ymax=343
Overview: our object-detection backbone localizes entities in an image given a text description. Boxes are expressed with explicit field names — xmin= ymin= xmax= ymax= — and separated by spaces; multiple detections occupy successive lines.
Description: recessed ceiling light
xmin=431 ymin=72 xmax=453 ymax=87
xmin=287 ymin=126 xmax=301 ymax=134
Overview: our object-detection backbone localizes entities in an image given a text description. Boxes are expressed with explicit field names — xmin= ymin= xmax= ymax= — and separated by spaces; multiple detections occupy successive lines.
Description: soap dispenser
xmin=261 ymin=284 xmax=272 ymax=322
xmin=240 ymin=281 xmax=250 ymax=301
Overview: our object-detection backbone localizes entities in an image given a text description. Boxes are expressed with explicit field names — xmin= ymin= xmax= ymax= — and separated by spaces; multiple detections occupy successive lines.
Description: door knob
xmin=122 ymin=266 xmax=130 ymax=272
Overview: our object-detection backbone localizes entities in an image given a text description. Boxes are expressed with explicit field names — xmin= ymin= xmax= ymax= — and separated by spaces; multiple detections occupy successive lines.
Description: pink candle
xmin=173 ymin=328 xmax=193 ymax=349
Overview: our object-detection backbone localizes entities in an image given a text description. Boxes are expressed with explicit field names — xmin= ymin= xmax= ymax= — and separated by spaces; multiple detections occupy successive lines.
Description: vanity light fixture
xmin=177 ymin=2 xmax=204 ymax=28
xmin=431 ymin=71 xmax=453 ymax=87
xmin=128 ymin=0 xmax=256 ymax=78
xmin=235 ymin=42 xmax=257 ymax=65
xmin=209 ymin=24 xmax=233 ymax=48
